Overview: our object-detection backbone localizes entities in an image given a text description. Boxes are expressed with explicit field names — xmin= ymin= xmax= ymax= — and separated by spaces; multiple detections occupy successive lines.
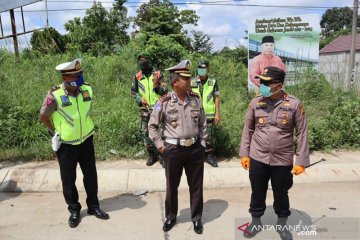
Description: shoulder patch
xmin=298 ymin=103 xmax=305 ymax=115
xmin=208 ymin=79 xmax=216 ymax=86
xmin=189 ymin=92 xmax=200 ymax=98
xmin=160 ymin=93 xmax=171 ymax=102
xmin=49 ymin=85 xmax=60 ymax=92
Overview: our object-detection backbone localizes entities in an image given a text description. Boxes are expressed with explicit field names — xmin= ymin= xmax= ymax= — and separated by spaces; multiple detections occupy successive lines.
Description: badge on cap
xmin=258 ymin=117 xmax=264 ymax=124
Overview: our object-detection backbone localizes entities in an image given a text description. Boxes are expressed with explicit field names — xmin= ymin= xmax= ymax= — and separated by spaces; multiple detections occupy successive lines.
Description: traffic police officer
xmin=191 ymin=60 xmax=220 ymax=167
xmin=148 ymin=60 xmax=207 ymax=234
xmin=131 ymin=52 xmax=168 ymax=166
xmin=239 ymin=66 xmax=310 ymax=240
xmin=39 ymin=59 xmax=109 ymax=228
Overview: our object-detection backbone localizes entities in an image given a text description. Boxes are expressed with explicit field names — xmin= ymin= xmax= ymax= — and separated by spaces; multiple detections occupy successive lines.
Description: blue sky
xmin=0 ymin=0 xmax=354 ymax=52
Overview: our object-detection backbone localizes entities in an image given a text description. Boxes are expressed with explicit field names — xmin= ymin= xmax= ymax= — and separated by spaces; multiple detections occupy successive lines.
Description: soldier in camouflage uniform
xmin=131 ymin=52 xmax=168 ymax=166
xmin=191 ymin=60 xmax=221 ymax=167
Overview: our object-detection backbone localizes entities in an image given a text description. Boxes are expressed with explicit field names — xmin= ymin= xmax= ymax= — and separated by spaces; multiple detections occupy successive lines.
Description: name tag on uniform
xmin=60 ymin=95 xmax=72 ymax=107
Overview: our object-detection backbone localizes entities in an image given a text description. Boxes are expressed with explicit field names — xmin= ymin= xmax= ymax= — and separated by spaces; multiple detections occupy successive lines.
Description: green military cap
xmin=198 ymin=59 xmax=209 ymax=68
xmin=137 ymin=51 xmax=152 ymax=61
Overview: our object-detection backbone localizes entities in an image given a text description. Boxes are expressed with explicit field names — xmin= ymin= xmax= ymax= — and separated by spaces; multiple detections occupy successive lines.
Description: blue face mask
xmin=198 ymin=68 xmax=207 ymax=76
xmin=66 ymin=74 xmax=84 ymax=87
xmin=259 ymin=84 xmax=272 ymax=97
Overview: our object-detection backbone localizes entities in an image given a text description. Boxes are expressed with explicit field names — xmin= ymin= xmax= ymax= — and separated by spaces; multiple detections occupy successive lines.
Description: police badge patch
xmin=154 ymin=102 xmax=162 ymax=112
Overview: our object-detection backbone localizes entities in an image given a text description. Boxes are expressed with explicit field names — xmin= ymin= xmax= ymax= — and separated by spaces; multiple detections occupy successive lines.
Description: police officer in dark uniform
xmin=239 ymin=67 xmax=310 ymax=240
xmin=39 ymin=59 xmax=109 ymax=228
xmin=148 ymin=60 xmax=207 ymax=234
xmin=131 ymin=52 xmax=168 ymax=166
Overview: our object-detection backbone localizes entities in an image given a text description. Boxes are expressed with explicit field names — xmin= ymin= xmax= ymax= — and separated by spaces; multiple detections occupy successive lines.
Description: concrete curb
xmin=1 ymin=162 xmax=359 ymax=193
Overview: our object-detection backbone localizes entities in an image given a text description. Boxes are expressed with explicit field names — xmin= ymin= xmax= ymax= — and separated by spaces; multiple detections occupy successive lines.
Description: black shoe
xmin=87 ymin=208 xmax=110 ymax=220
xmin=163 ymin=219 xmax=176 ymax=232
xmin=68 ymin=211 xmax=81 ymax=228
xmin=243 ymin=217 xmax=262 ymax=238
xmin=206 ymin=154 xmax=218 ymax=167
xmin=276 ymin=218 xmax=293 ymax=240
xmin=146 ymin=155 xmax=157 ymax=166
xmin=193 ymin=220 xmax=204 ymax=234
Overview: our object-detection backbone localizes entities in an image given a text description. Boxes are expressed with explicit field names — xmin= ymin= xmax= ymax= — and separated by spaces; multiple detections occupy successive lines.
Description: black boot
xmin=206 ymin=152 xmax=218 ymax=167
xmin=276 ymin=217 xmax=293 ymax=240
xmin=146 ymin=152 xmax=157 ymax=166
xmin=243 ymin=217 xmax=262 ymax=238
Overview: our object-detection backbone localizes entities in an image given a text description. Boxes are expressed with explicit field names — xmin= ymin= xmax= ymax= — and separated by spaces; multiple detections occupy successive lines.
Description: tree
xmin=320 ymin=7 xmax=360 ymax=38
xmin=191 ymin=30 xmax=213 ymax=54
xmin=133 ymin=0 xmax=198 ymax=50
xmin=145 ymin=35 xmax=187 ymax=70
xmin=214 ymin=46 xmax=248 ymax=67
xmin=65 ymin=0 xmax=129 ymax=55
xmin=30 ymin=27 xmax=66 ymax=55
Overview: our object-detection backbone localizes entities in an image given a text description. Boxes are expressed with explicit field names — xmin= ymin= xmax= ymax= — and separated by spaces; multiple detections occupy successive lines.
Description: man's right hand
xmin=241 ymin=157 xmax=250 ymax=170
xmin=158 ymin=146 xmax=165 ymax=154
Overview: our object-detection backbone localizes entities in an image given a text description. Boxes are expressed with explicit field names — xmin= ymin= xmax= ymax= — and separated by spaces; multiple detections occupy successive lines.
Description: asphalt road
xmin=0 ymin=182 xmax=359 ymax=240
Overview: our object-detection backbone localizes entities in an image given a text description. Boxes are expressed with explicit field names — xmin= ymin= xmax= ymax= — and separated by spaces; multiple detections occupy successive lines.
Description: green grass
xmin=0 ymin=48 xmax=359 ymax=162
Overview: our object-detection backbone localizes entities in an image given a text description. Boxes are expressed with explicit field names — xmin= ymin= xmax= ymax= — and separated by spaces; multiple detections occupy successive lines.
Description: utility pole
xmin=9 ymin=9 xmax=19 ymax=62
xmin=348 ymin=0 xmax=358 ymax=89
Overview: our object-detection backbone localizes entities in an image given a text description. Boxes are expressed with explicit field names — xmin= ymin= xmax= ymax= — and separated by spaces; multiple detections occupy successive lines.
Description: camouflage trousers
xmin=206 ymin=118 xmax=216 ymax=153
xmin=140 ymin=115 xmax=159 ymax=156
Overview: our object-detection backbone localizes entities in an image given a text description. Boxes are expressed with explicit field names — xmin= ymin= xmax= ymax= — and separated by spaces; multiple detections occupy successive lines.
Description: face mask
xmin=198 ymin=68 xmax=207 ymax=76
xmin=66 ymin=74 xmax=84 ymax=87
xmin=259 ymin=83 xmax=281 ymax=97
xmin=138 ymin=60 xmax=152 ymax=72
xmin=259 ymin=84 xmax=272 ymax=97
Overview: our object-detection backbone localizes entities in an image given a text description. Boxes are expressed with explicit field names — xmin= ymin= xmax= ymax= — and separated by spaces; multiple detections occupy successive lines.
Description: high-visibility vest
xmin=52 ymin=84 xmax=94 ymax=145
xmin=191 ymin=78 xmax=216 ymax=118
xmin=136 ymin=71 xmax=160 ymax=109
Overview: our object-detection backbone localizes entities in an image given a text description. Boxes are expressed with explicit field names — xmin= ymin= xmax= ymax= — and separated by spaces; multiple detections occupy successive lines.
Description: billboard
xmin=0 ymin=0 xmax=42 ymax=13
xmin=248 ymin=14 xmax=320 ymax=89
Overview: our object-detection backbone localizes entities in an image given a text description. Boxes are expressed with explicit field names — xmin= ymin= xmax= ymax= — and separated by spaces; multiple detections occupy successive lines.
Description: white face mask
xmin=261 ymin=43 xmax=275 ymax=55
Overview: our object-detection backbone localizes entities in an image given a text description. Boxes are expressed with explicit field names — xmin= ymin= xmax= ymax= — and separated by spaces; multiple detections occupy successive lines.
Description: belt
xmin=165 ymin=137 xmax=197 ymax=147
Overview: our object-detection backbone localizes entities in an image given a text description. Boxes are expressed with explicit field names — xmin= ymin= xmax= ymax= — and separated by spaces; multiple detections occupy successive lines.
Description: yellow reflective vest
xmin=191 ymin=78 xmax=216 ymax=118
xmin=52 ymin=84 xmax=94 ymax=145
xmin=136 ymin=72 xmax=160 ymax=109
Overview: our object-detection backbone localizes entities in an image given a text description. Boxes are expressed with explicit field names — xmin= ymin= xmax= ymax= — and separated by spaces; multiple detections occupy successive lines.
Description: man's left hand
xmin=291 ymin=165 xmax=305 ymax=175
xmin=215 ymin=113 xmax=220 ymax=125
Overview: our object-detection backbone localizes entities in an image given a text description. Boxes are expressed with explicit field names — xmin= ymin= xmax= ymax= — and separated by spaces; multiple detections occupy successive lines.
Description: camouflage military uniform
xmin=131 ymin=70 xmax=168 ymax=165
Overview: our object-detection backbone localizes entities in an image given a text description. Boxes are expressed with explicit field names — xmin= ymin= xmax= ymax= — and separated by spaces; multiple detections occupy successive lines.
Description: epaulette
xmin=49 ymin=85 xmax=60 ymax=93
xmin=83 ymin=82 xmax=91 ymax=86
xmin=135 ymin=71 xmax=143 ymax=81
xmin=189 ymin=92 xmax=200 ymax=98
xmin=159 ymin=93 xmax=171 ymax=102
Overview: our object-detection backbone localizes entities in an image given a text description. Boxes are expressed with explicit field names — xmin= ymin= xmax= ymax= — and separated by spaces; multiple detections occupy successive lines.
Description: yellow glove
xmin=291 ymin=165 xmax=305 ymax=175
xmin=241 ymin=157 xmax=250 ymax=170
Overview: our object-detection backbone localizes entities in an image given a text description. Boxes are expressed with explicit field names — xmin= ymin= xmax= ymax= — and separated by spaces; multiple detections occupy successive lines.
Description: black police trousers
xmin=249 ymin=159 xmax=293 ymax=218
xmin=56 ymin=135 xmax=99 ymax=213
xmin=162 ymin=141 xmax=205 ymax=221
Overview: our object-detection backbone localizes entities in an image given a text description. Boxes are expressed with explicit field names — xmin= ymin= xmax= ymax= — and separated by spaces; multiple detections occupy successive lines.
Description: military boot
xmin=276 ymin=217 xmax=293 ymax=240
xmin=146 ymin=152 xmax=157 ymax=166
xmin=243 ymin=217 xmax=262 ymax=238
xmin=206 ymin=152 xmax=218 ymax=167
